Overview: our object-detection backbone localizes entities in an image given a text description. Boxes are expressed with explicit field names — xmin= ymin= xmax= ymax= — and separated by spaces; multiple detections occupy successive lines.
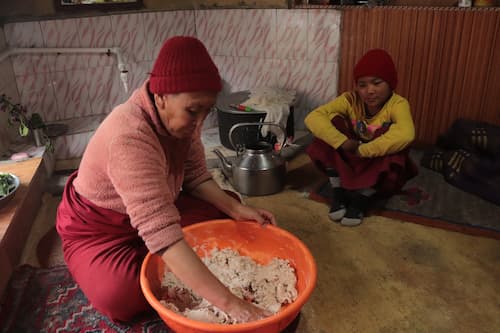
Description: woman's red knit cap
xmin=353 ymin=49 xmax=398 ymax=90
xmin=149 ymin=36 xmax=222 ymax=94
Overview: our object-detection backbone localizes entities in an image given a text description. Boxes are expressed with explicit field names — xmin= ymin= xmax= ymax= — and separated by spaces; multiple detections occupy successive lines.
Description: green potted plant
xmin=0 ymin=94 xmax=53 ymax=151
xmin=0 ymin=93 xmax=30 ymax=137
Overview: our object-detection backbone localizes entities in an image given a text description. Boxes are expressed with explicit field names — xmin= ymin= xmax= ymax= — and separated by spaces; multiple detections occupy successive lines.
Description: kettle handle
xmin=228 ymin=122 xmax=287 ymax=153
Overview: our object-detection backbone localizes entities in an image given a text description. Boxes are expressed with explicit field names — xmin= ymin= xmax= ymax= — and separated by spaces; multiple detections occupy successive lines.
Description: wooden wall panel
xmin=339 ymin=7 xmax=500 ymax=145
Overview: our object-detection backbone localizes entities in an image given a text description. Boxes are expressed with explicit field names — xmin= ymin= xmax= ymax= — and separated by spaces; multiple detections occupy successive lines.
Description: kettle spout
xmin=213 ymin=149 xmax=233 ymax=179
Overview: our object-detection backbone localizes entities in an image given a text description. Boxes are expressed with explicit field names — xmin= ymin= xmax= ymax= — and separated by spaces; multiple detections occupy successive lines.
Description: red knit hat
xmin=353 ymin=49 xmax=398 ymax=90
xmin=149 ymin=36 xmax=222 ymax=94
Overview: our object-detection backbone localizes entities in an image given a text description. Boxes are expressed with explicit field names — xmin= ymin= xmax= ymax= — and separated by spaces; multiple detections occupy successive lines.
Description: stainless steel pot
xmin=213 ymin=122 xmax=287 ymax=196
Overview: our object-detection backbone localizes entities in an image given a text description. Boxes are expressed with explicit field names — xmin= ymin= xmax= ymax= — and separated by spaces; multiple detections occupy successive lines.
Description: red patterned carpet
xmin=0 ymin=265 xmax=170 ymax=333
xmin=0 ymin=265 xmax=302 ymax=333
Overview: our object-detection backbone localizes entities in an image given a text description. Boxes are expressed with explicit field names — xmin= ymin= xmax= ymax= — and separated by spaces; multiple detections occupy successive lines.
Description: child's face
xmin=355 ymin=76 xmax=392 ymax=112
xmin=155 ymin=91 xmax=217 ymax=139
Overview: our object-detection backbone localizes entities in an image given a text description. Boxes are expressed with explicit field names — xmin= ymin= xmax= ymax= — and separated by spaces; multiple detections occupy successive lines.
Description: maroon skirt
xmin=306 ymin=116 xmax=418 ymax=195
xmin=56 ymin=171 xmax=238 ymax=322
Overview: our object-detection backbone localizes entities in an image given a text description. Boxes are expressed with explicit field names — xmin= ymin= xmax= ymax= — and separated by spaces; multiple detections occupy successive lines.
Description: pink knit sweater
xmin=73 ymin=81 xmax=212 ymax=253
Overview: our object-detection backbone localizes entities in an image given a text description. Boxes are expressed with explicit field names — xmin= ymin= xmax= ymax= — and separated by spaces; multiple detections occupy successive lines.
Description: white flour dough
xmin=160 ymin=248 xmax=298 ymax=324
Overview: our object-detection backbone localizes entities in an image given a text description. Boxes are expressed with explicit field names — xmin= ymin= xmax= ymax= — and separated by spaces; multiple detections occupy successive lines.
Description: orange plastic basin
xmin=140 ymin=219 xmax=317 ymax=333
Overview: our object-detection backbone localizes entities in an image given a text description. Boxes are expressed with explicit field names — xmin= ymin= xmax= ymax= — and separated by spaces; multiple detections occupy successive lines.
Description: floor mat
xmin=1 ymin=265 xmax=303 ymax=333
xmin=307 ymin=150 xmax=500 ymax=240
xmin=0 ymin=265 xmax=169 ymax=333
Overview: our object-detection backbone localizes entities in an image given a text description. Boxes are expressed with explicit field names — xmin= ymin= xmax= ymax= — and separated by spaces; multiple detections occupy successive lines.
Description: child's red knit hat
xmin=353 ymin=49 xmax=398 ymax=90
xmin=149 ymin=36 xmax=222 ymax=94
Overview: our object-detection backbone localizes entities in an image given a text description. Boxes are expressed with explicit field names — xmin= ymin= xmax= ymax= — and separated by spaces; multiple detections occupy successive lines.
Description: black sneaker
xmin=340 ymin=193 xmax=369 ymax=226
xmin=328 ymin=187 xmax=347 ymax=221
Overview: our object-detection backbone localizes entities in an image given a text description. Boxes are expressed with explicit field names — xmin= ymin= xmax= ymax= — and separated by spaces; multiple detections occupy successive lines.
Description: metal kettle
xmin=213 ymin=122 xmax=287 ymax=196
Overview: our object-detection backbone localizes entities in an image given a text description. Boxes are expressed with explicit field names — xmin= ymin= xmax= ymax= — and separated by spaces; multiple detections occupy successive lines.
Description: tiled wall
xmin=0 ymin=26 xmax=20 ymax=156
xmin=0 ymin=9 xmax=341 ymax=159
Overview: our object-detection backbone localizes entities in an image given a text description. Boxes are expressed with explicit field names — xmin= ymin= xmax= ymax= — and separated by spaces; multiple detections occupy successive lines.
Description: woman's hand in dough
xmin=226 ymin=296 xmax=273 ymax=323
xmin=232 ymin=204 xmax=277 ymax=225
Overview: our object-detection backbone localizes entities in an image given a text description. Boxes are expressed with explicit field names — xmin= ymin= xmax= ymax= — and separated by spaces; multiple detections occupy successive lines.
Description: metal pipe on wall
xmin=0 ymin=47 xmax=129 ymax=93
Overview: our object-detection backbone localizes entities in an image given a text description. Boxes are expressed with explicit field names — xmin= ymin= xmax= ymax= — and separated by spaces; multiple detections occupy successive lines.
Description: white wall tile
xmin=110 ymin=13 xmax=147 ymax=64
xmin=0 ymin=61 xmax=19 ymax=102
xmin=3 ymin=21 xmax=45 ymax=48
xmin=126 ymin=60 xmax=153 ymax=93
xmin=10 ymin=54 xmax=51 ymax=77
xmin=273 ymin=58 xmax=314 ymax=129
xmin=4 ymin=22 xmax=50 ymax=76
xmin=143 ymin=10 xmax=196 ymax=61
xmin=77 ymin=16 xmax=115 ymax=68
xmin=196 ymin=9 xmax=276 ymax=58
xmin=276 ymin=9 xmax=308 ymax=61
xmin=305 ymin=59 xmax=338 ymax=108
xmin=40 ymin=18 xmax=88 ymax=72
xmin=272 ymin=59 xmax=339 ymax=129
xmin=52 ymin=69 xmax=93 ymax=120
xmin=86 ymin=65 xmax=127 ymax=116
xmin=307 ymin=9 xmax=341 ymax=62
xmin=0 ymin=26 xmax=19 ymax=154
xmin=40 ymin=19 xmax=80 ymax=47
xmin=16 ymin=73 xmax=58 ymax=122
xmin=46 ymin=53 xmax=89 ymax=73
xmin=213 ymin=56 xmax=276 ymax=93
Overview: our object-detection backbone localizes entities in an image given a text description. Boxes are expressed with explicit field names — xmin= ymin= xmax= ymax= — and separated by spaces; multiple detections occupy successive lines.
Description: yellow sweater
xmin=304 ymin=92 xmax=415 ymax=158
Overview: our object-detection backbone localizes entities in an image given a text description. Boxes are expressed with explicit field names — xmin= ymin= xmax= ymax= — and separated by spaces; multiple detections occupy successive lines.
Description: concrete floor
xmin=20 ymin=154 xmax=500 ymax=333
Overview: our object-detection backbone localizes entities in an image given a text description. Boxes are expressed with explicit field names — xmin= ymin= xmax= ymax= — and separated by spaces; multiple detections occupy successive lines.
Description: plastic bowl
xmin=140 ymin=219 xmax=317 ymax=333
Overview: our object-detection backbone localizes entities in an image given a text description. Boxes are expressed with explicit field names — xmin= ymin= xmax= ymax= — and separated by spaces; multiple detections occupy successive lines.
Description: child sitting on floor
xmin=305 ymin=49 xmax=418 ymax=226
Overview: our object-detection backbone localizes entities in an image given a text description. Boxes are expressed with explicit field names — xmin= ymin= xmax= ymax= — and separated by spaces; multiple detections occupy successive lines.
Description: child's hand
xmin=341 ymin=139 xmax=360 ymax=153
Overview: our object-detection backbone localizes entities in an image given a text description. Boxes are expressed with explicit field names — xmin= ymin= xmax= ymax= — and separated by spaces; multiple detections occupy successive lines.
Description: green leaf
xmin=19 ymin=123 xmax=29 ymax=136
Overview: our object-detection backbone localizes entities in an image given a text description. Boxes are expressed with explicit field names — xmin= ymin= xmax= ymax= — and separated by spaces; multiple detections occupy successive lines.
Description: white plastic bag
xmin=241 ymin=87 xmax=296 ymax=145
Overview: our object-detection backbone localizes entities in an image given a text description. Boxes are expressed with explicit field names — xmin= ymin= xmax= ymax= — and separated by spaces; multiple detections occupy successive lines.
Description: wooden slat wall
xmin=339 ymin=6 xmax=500 ymax=145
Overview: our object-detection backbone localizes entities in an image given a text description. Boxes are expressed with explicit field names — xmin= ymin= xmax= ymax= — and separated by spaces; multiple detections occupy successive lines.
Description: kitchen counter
xmin=0 ymin=157 xmax=43 ymax=234
xmin=0 ymin=156 xmax=47 ymax=298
